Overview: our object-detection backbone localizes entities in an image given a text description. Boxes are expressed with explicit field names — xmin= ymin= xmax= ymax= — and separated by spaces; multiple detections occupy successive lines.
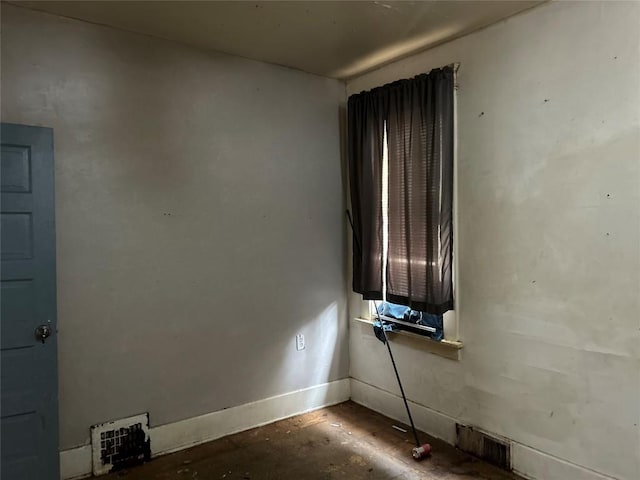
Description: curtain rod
xmin=350 ymin=62 xmax=461 ymax=98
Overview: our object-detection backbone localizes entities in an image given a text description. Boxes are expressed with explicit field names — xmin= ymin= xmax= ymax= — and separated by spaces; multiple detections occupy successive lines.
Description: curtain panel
xmin=386 ymin=68 xmax=454 ymax=314
xmin=347 ymin=89 xmax=387 ymax=300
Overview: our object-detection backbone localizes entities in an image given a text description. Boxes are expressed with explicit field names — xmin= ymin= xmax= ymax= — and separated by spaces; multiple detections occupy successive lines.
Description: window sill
xmin=353 ymin=317 xmax=463 ymax=361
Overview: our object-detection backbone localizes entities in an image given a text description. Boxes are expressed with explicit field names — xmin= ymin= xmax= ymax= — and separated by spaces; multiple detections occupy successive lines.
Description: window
xmin=348 ymin=66 xmax=458 ymax=344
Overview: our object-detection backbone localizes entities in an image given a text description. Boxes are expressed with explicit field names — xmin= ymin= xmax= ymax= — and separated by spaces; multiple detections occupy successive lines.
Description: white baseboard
xmin=349 ymin=378 xmax=458 ymax=444
xmin=151 ymin=378 xmax=350 ymax=456
xmin=350 ymin=378 xmax=618 ymax=480
xmin=512 ymin=444 xmax=618 ymax=480
xmin=60 ymin=378 xmax=350 ymax=479
xmin=60 ymin=444 xmax=92 ymax=480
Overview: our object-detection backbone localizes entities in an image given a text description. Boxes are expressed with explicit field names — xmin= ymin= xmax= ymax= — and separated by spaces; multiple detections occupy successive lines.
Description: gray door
xmin=1 ymin=123 xmax=59 ymax=479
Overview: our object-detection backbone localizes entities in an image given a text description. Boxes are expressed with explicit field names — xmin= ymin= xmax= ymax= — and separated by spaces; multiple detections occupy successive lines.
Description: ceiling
xmin=14 ymin=1 xmax=544 ymax=80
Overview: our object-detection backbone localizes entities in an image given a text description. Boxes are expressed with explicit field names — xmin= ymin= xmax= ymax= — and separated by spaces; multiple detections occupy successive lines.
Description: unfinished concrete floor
xmin=107 ymin=401 xmax=521 ymax=480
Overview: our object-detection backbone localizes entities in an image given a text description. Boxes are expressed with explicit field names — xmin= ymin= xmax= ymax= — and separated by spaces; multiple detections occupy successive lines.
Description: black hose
xmin=373 ymin=301 xmax=421 ymax=448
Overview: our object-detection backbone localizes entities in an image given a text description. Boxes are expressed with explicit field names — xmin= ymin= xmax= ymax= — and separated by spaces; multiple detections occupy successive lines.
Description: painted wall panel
xmin=347 ymin=2 xmax=640 ymax=479
xmin=1 ymin=4 xmax=348 ymax=449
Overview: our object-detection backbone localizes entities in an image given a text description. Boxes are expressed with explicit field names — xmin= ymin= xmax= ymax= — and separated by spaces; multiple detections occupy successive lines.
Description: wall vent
xmin=90 ymin=413 xmax=150 ymax=475
xmin=455 ymin=424 xmax=510 ymax=470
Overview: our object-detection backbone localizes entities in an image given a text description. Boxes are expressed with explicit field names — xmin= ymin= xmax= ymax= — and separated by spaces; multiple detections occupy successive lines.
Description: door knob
xmin=35 ymin=324 xmax=52 ymax=344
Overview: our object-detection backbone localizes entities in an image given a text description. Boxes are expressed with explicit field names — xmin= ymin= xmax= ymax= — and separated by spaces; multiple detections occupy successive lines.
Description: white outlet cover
xmin=296 ymin=334 xmax=305 ymax=351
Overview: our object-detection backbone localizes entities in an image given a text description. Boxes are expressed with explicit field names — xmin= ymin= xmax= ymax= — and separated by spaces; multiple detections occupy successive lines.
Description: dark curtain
xmin=386 ymin=68 xmax=454 ymax=314
xmin=347 ymin=89 xmax=387 ymax=299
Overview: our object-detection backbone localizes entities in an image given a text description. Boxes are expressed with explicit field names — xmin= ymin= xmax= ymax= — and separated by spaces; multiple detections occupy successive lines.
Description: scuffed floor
xmin=107 ymin=401 xmax=521 ymax=479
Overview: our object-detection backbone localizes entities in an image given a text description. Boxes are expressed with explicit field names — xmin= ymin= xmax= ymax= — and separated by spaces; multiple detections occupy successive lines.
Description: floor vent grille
xmin=90 ymin=413 xmax=150 ymax=475
xmin=456 ymin=424 xmax=510 ymax=470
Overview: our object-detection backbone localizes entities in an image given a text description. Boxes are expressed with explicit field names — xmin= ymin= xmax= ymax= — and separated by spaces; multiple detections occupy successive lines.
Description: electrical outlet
xmin=296 ymin=334 xmax=305 ymax=351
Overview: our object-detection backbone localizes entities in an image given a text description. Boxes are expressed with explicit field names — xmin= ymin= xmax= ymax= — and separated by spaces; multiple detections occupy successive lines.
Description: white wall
xmin=347 ymin=2 xmax=640 ymax=480
xmin=1 ymin=4 xmax=348 ymax=451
